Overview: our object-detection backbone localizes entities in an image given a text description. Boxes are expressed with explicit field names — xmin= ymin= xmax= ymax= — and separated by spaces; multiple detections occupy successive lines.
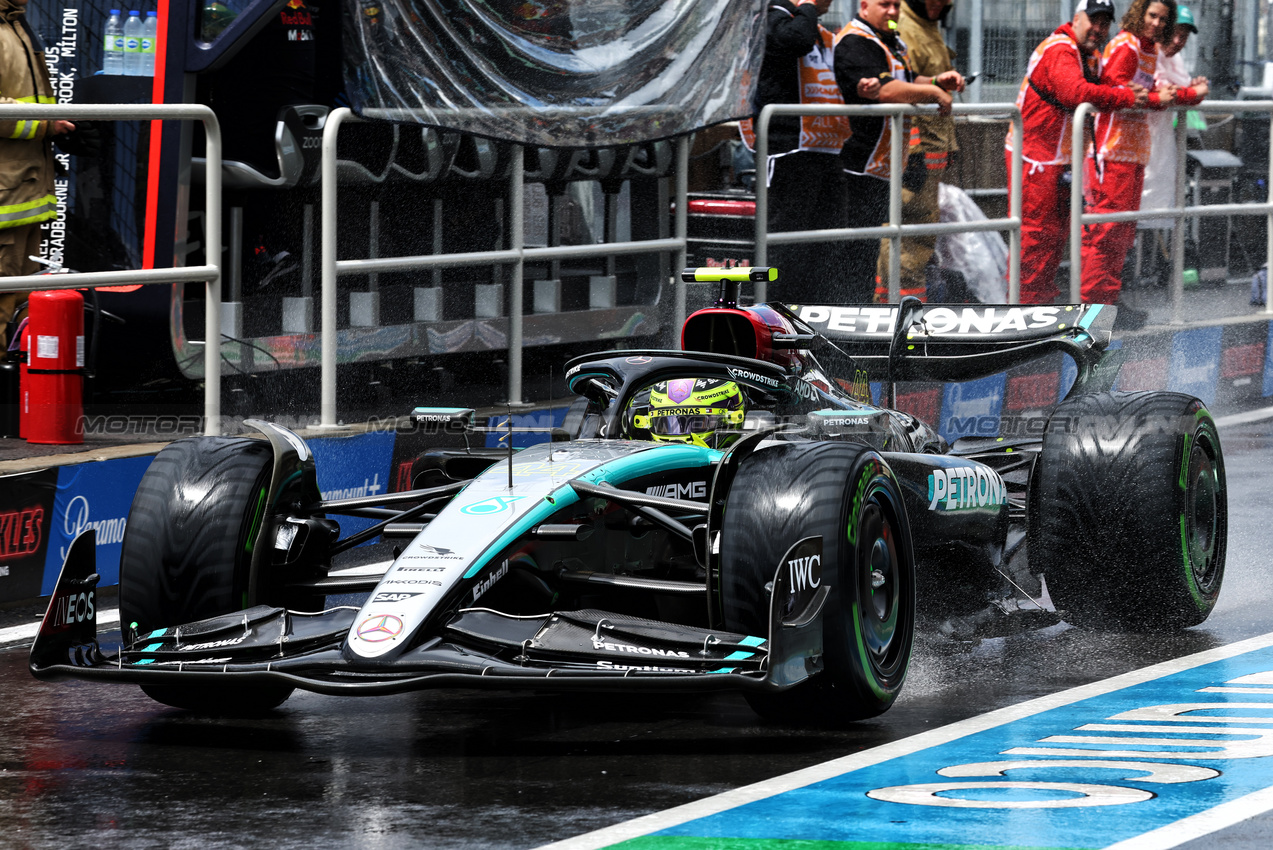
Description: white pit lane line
xmin=1214 ymin=405 xmax=1273 ymax=429
xmin=1104 ymin=784 xmax=1273 ymax=850
xmin=539 ymin=630 xmax=1273 ymax=850
xmin=0 ymin=607 xmax=120 ymax=649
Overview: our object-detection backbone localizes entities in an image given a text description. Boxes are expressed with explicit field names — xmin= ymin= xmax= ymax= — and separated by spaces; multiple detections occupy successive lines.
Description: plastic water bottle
xmin=123 ymin=11 xmax=143 ymax=77
xmin=140 ymin=11 xmax=157 ymax=76
xmin=103 ymin=10 xmax=124 ymax=75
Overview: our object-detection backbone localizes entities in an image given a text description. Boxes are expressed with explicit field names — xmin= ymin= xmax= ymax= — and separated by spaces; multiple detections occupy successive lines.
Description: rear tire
xmin=1030 ymin=391 xmax=1226 ymax=630
xmin=720 ymin=442 xmax=915 ymax=724
xmin=119 ymin=437 xmax=294 ymax=712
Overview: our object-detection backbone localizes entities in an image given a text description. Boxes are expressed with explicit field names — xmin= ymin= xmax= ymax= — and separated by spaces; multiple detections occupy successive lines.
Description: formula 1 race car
xmin=30 ymin=268 xmax=1227 ymax=724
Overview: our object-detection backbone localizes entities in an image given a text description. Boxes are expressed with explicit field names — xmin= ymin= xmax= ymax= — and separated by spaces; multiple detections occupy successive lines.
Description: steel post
xmin=320 ymin=107 xmax=350 ymax=428
xmin=1171 ymin=116 xmax=1188 ymax=325
xmin=970 ymin=0 xmax=984 ymax=104
xmin=888 ymin=112 xmax=903 ymax=302
xmin=675 ymin=135 xmax=689 ymax=321
xmin=1267 ymin=105 xmax=1273 ymax=315
xmin=203 ymin=112 xmax=222 ymax=435
xmin=755 ymin=105 xmax=772 ymax=295
xmin=508 ymin=147 xmax=525 ymax=406
xmin=1070 ymin=103 xmax=1089 ymax=302
xmin=1008 ymin=110 xmax=1023 ymax=303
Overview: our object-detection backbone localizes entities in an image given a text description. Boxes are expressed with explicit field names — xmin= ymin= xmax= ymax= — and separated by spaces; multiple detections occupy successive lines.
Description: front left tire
xmin=719 ymin=441 xmax=915 ymax=724
xmin=118 ymin=436 xmax=294 ymax=713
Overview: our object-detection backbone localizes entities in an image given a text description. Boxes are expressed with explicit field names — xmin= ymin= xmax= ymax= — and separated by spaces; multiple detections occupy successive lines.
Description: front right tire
xmin=720 ymin=441 xmax=915 ymax=724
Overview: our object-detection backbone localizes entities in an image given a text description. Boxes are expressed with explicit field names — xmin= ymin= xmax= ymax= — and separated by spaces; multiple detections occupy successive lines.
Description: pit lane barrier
xmin=318 ymin=107 xmax=693 ymax=429
xmin=1071 ymin=100 xmax=1273 ymax=324
xmin=0 ymin=103 xmax=228 ymax=436
xmin=750 ymin=102 xmax=1025 ymax=303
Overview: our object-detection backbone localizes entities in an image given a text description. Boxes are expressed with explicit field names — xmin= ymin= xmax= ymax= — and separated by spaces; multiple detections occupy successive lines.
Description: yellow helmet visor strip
xmin=633 ymin=407 xmax=746 ymax=447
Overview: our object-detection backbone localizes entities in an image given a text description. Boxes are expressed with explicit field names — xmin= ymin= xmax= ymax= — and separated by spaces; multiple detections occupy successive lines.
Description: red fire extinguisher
xmin=24 ymin=290 xmax=84 ymax=445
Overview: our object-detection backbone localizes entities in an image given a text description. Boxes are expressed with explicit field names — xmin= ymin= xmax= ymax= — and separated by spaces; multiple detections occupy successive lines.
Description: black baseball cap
xmin=1075 ymin=0 xmax=1116 ymax=19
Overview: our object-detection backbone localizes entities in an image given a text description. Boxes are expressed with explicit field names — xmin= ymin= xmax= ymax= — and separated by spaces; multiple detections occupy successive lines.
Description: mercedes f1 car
xmin=30 ymin=268 xmax=1227 ymax=723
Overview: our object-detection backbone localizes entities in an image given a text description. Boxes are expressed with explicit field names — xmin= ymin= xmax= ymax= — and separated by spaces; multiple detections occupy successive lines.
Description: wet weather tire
xmin=118 ymin=437 xmax=293 ymax=712
xmin=1030 ymin=391 xmax=1226 ymax=631
xmin=720 ymin=442 xmax=915 ymax=724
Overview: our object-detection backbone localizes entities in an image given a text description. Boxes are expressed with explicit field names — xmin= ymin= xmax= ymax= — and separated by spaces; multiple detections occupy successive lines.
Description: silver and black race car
xmin=30 ymin=268 xmax=1226 ymax=724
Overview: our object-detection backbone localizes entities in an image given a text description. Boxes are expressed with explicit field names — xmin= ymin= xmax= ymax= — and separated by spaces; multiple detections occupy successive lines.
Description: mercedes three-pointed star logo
xmin=356 ymin=614 xmax=403 ymax=642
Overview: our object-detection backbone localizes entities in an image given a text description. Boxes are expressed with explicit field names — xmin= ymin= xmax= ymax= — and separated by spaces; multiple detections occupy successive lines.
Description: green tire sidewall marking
xmin=245 ymin=485 xmax=268 ymax=556
xmin=846 ymin=470 xmax=898 ymax=702
xmin=1179 ymin=414 xmax=1220 ymax=606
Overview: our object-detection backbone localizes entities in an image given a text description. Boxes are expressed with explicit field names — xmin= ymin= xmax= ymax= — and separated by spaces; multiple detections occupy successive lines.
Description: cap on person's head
xmin=1176 ymin=4 xmax=1198 ymax=32
xmin=1075 ymin=0 xmax=1116 ymax=20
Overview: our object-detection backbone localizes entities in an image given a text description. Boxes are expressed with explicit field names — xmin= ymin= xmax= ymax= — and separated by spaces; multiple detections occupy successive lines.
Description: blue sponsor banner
xmin=939 ymin=374 xmax=1006 ymax=442
xmin=1168 ymin=326 xmax=1222 ymax=406
xmin=308 ymin=430 xmax=397 ymax=543
xmin=484 ymin=407 xmax=568 ymax=449
xmin=1265 ymin=321 xmax=1273 ymax=397
xmin=1059 ymin=354 xmax=1078 ymax=399
xmin=42 ymin=455 xmax=153 ymax=594
xmin=646 ymin=642 xmax=1273 ymax=850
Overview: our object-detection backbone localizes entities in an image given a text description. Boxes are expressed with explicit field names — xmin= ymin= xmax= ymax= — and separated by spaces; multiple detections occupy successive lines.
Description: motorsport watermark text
xmin=73 ymin=411 xmax=1202 ymax=439
xmin=76 ymin=414 xmax=469 ymax=437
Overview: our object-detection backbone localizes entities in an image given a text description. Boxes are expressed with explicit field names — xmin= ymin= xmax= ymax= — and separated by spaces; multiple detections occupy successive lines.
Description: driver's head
xmin=627 ymin=378 xmax=745 ymax=449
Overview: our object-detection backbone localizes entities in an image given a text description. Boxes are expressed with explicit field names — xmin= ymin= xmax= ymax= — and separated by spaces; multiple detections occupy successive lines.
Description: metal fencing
xmin=0 ymin=103 xmax=225 ymax=435
xmin=319 ymin=107 xmax=691 ymax=429
xmin=7 ymin=101 xmax=1272 ymax=438
xmin=1069 ymin=100 xmax=1273 ymax=322
xmin=752 ymin=102 xmax=1024 ymax=303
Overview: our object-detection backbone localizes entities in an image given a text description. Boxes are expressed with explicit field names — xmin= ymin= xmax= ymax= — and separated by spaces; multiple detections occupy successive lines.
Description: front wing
xmin=30 ymin=530 xmax=828 ymax=698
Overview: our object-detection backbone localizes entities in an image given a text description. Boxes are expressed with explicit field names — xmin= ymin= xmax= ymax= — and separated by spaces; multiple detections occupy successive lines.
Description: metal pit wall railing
xmin=754 ymin=102 xmax=1024 ymax=303
xmin=0 ymin=104 xmax=225 ymax=435
xmin=320 ymin=107 xmax=691 ymax=428
xmin=1071 ymin=100 xmax=1273 ymax=323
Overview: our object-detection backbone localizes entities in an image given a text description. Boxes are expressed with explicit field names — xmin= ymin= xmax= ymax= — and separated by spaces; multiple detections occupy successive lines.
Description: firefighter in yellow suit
xmin=0 ymin=0 xmax=72 ymax=357
xmin=876 ymin=0 xmax=959 ymax=303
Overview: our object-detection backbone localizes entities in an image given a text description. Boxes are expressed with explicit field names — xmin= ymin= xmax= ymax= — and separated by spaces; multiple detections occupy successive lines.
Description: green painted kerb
xmin=607 ymin=837 xmax=1083 ymax=850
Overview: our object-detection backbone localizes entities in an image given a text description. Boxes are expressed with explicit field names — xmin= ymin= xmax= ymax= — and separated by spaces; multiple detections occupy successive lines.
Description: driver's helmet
xmin=626 ymin=378 xmax=746 ymax=449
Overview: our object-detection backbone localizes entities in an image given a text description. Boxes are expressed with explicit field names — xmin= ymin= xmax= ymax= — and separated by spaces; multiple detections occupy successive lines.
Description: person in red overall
xmin=1082 ymin=0 xmax=1204 ymax=316
xmin=1008 ymin=0 xmax=1147 ymax=306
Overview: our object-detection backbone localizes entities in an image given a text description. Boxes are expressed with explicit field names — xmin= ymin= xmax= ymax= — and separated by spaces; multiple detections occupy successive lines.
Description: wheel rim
xmin=1186 ymin=437 xmax=1221 ymax=592
xmin=856 ymin=494 xmax=906 ymax=678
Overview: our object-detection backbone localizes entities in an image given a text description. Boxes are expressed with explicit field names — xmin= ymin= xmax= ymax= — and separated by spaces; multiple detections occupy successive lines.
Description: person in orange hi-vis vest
xmin=834 ymin=0 xmax=963 ymax=304
xmin=1082 ymin=0 xmax=1203 ymax=325
xmin=742 ymin=0 xmax=856 ymax=305
xmin=874 ymin=0 xmax=959 ymax=304
xmin=1007 ymin=0 xmax=1147 ymax=307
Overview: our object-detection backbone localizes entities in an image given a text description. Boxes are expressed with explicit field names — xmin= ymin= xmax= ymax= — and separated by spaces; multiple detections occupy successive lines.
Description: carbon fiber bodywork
xmin=30 ymin=298 xmax=1131 ymax=707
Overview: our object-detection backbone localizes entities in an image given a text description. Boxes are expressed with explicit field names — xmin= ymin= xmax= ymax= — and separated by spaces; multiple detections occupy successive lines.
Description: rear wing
xmin=788 ymin=302 xmax=1117 ymax=387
